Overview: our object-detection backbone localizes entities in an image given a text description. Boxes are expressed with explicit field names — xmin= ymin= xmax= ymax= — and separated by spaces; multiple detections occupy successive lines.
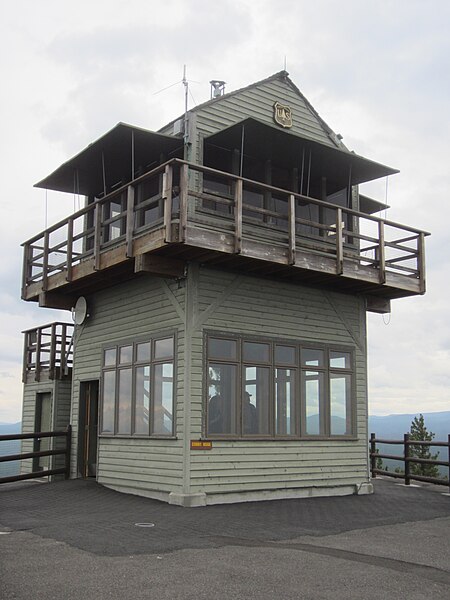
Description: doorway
xmin=78 ymin=381 xmax=99 ymax=478
xmin=33 ymin=392 xmax=52 ymax=472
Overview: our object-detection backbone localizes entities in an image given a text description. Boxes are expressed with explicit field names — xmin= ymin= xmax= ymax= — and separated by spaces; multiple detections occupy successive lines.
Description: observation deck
xmin=22 ymin=159 xmax=429 ymax=314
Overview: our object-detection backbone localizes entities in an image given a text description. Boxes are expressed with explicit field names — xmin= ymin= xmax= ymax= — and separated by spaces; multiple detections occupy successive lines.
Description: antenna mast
xmin=183 ymin=65 xmax=189 ymax=146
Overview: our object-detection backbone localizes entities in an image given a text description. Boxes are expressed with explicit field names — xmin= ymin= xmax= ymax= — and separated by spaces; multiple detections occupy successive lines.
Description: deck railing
xmin=370 ymin=433 xmax=450 ymax=491
xmin=22 ymin=159 xmax=429 ymax=296
xmin=0 ymin=426 xmax=71 ymax=484
xmin=22 ymin=322 xmax=74 ymax=382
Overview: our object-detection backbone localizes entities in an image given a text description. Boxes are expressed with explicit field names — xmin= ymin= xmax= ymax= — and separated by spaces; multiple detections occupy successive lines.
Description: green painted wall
xmin=188 ymin=266 xmax=369 ymax=496
xmin=21 ymin=378 xmax=71 ymax=477
xmin=70 ymin=276 xmax=186 ymax=497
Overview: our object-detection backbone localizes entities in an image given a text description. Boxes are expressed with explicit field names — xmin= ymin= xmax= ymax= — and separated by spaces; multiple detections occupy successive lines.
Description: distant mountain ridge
xmin=369 ymin=411 xmax=450 ymax=441
xmin=0 ymin=421 xmax=22 ymax=477
xmin=369 ymin=411 xmax=450 ymax=478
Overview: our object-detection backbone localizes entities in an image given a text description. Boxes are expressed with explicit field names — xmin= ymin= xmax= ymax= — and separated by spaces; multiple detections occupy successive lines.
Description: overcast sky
xmin=1 ymin=0 xmax=449 ymax=422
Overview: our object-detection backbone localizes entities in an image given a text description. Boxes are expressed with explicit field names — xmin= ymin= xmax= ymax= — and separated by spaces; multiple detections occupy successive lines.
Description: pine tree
xmin=375 ymin=449 xmax=383 ymax=471
xmin=409 ymin=414 xmax=439 ymax=478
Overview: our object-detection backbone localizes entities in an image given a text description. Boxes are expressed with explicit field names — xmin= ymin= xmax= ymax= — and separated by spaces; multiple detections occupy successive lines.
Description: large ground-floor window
xmin=206 ymin=333 xmax=354 ymax=439
xmin=101 ymin=334 xmax=175 ymax=437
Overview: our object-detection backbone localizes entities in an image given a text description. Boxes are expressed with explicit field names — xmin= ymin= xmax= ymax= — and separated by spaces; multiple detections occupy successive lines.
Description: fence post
xmin=448 ymin=434 xmax=450 ymax=494
xmin=65 ymin=425 xmax=72 ymax=480
xmin=370 ymin=433 xmax=377 ymax=478
xmin=404 ymin=433 xmax=410 ymax=485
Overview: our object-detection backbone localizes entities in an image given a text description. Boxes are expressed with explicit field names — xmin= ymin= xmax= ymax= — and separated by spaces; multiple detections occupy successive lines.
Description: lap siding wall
xmin=70 ymin=276 xmax=185 ymax=496
xmin=189 ymin=267 xmax=369 ymax=496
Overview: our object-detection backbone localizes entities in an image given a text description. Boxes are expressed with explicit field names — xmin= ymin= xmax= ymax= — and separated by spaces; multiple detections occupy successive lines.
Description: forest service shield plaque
xmin=273 ymin=102 xmax=293 ymax=128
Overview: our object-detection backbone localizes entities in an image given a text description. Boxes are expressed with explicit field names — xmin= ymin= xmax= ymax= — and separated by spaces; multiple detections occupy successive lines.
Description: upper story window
xmin=206 ymin=334 xmax=354 ymax=440
xmin=101 ymin=335 xmax=175 ymax=437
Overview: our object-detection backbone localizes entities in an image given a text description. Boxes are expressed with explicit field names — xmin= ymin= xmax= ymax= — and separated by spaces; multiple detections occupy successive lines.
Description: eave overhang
xmin=34 ymin=123 xmax=183 ymax=196
xmin=359 ymin=194 xmax=389 ymax=215
xmin=205 ymin=118 xmax=398 ymax=193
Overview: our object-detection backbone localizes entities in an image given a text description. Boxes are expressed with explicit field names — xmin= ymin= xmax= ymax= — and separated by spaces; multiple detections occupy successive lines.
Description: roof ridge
xmin=158 ymin=71 xmax=340 ymax=148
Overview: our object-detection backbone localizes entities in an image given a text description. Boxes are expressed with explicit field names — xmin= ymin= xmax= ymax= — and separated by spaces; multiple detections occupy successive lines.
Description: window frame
xmin=99 ymin=331 xmax=177 ymax=439
xmin=204 ymin=331 xmax=356 ymax=441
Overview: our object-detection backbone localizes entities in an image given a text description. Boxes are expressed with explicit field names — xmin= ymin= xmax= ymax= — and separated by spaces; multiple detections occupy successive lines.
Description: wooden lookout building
xmin=20 ymin=71 xmax=428 ymax=505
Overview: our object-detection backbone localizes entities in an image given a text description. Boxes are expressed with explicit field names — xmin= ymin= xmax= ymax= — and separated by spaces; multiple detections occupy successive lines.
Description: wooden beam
xmin=134 ymin=254 xmax=186 ymax=278
xmin=38 ymin=292 xmax=75 ymax=311
xmin=366 ymin=296 xmax=391 ymax=314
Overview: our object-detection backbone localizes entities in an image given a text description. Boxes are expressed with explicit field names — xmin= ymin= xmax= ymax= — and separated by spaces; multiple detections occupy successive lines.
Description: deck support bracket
xmin=366 ymin=296 xmax=391 ymax=314
xmin=38 ymin=292 xmax=76 ymax=311
xmin=134 ymin=253 xmax=186 ymax=279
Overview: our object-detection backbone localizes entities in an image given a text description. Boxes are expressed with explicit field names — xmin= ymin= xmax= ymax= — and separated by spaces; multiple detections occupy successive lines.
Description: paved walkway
xmin=1 ymin=478 xmax=449 ymax=599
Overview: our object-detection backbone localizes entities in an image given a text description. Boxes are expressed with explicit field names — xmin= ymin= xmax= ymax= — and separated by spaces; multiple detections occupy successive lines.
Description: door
xmin=78 ymin=381 xmax=99 ymax=478
xmin=33 ymin=392 xmax=52 ymax=472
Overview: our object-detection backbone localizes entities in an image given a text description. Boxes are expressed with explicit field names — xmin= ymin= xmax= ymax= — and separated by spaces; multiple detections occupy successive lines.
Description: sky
xmin=0 ymin=0 xmax=449 ymax=422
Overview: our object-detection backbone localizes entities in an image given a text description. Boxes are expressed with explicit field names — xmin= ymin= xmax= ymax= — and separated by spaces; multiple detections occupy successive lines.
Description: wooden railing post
xmin=126 ymin=185 xmax=135 ymax=258
xmin=66 ymin=217 xmax=73 ymax=282
xmin=418 ymin=232 xmax=426 ymax=293
xmin=94 ymin=203 xmax=101 ymax=270
xmin=34 ymin=328 xmax=41 ymax=382
xmin=22 ymin=331 xmax=29 ymax=383
xmin=163 ymin=164 xmax=173 ymax=243
xmin=21 ymin=242 xmax=30 ymax=299
xmin=179 ymin=163 xmax=189 ymax=243
xmin=60 ymin=324 xmax=67 ymax=376
xmin=336 ymin=208 xmax=344 ymax=275
xmin=234 ymin=179 xmax=243 ymax=254
xmin=65 ymin=425 xmax=72 ymax=479
xmin=448 ymin=434 xmax=450 ymax=494
xmin=42 ymin=231 xmax=49 ymax=291
xmin=288 ymin=194 xmax=296 ymax=265
xmin=370 ymin=433 xmax=377 ymax=478
xmin=404 ymin=433 xmax=410 ymax=485
xmin=378 ymin=220 xmax=386 ymax=284
xmin=49 ymin=323 xmax=57 ymax=379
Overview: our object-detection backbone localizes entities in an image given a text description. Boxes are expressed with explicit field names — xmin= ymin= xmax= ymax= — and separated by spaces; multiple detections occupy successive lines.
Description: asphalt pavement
xmin=1 ymin=478 xmax=449 ymax=599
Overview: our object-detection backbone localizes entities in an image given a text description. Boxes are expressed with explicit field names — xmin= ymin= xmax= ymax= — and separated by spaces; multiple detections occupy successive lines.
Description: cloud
xmin=1 ymin=0 xmax=449 ymax=422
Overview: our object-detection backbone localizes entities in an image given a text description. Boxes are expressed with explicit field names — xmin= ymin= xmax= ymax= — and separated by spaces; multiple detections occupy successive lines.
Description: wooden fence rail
xmin=0 ymin=425 xmax=71 ymax=484
xmin=370 ymin=432 xmax=450 ymax=492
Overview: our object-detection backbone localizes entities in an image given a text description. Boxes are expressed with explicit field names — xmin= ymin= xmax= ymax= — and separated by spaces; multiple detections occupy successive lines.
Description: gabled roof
xmin=160 ymin=71 xmax=341 ymax=148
